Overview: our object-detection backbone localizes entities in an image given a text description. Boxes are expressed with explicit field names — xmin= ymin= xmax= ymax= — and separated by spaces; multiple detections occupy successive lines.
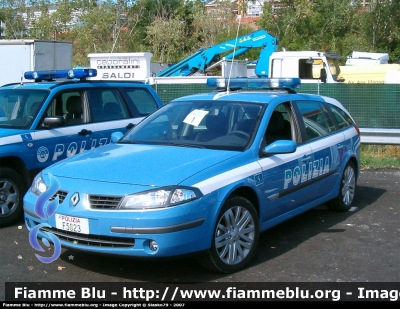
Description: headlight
xmin=119 ymin=186 xmax=202 ymax=210
xmin=31 ymin=173 xmax=48 ymax=196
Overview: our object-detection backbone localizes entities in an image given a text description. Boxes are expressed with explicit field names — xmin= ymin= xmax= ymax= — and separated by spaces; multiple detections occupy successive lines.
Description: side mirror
xmin=111 ymin=131 xmax=123 ymax=143
xmin=260 ymin=140 xmax=296 ymax=157
xmin=43 ymin=116 xmax=65 ymax=128
xmin=306 ymin=57 xmax=313 ymax=64
xmin=320 ymin=68 xmax=327 ymax=83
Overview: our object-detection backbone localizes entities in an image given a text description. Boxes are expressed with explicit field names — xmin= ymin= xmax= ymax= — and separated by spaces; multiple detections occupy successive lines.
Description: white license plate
xmin=55 ymin=214 xmax=89 ymax=234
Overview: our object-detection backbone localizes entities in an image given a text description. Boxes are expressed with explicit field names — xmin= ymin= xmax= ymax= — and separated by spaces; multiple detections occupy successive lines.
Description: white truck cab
xmin=268 ymin=51 xmax=342 ymax=83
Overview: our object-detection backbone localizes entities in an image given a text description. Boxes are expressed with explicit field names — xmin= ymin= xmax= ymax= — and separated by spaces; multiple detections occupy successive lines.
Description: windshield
xmin=119 ymin=100 xmax=264 ymax=151
xmin=0 ymin=89 xmax=48 ymax=129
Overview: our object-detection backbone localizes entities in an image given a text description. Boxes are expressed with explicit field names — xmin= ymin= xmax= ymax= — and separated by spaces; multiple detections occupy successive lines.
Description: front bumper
xmin=23 ymin=189 xmax=217 ymax=258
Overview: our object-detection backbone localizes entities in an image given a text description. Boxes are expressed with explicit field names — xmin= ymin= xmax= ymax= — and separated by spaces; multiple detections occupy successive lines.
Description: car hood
xmin=46 ymin=143 xmax=240 ymax=186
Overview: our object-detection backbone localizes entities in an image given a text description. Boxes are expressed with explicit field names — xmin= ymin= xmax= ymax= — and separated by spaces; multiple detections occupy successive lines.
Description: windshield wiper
xmin=117 ymin=140 xmax=137 ymax=144
xmin=164 ymin=142 xmax=205 ymax=149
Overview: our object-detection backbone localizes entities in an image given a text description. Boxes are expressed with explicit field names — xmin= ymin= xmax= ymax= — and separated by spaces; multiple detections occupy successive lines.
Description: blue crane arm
xmin=254 ymin=44 xmax=278 ymax=78
xmin=155 ymin=49 xmax=204 ymax=77
xmin=224 ymin=47 xmax=251 ymax=60
xmin=156 ymin=30 xmax=278 ymax=77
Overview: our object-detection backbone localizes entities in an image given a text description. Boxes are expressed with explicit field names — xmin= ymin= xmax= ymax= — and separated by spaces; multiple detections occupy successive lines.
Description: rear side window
xmin=124 ymin=88 xmax=159 ymax=116
xmin=87 ymin=89 xmax=129 ymax=122
xmin=296 ymin=100 xmax=335 ymax=141
xmin=329 ymin=104 xmax=355 ymax=129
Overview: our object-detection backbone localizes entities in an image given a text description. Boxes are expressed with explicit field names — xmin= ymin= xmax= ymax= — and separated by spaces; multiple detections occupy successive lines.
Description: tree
xmin=256 ymin=0 xmax=400 ymax=64
xmin=0 ymin=0 xmax=399 ymax=66
xmin=146 ymin=15 xmax=187 ymax=63
xmin=28 ymin=0 xmax=54 ymax=40
xmin=66 ymin=0 xmax=133 ymax=65
xmin=355 ymin=0 xmax=400 ymax=62
xmin=0 ymin=0 xmax=32 ymax=39
xmin=191 ymin=0 xmax=253 ymax=49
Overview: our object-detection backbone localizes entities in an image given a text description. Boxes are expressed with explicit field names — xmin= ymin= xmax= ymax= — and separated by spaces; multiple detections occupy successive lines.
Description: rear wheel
xmin=0 ymin=168 xmax=26 ymax=227
xmin=328 ymin=161 xmax=356 ymax=212
xmin=197 ymin=196 xmax=259 ymax=273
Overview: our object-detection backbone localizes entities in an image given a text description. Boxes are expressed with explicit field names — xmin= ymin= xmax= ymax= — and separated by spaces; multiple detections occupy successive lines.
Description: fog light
xmin=149 ymin=240 xmax=158 ymax=251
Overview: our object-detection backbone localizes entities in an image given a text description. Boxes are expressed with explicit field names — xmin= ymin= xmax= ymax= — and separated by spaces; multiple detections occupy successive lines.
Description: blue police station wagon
xmin=0 ymin=68 xmax=163 ymax=226
xmin=23 ymin=77 xmax=361 ymax=273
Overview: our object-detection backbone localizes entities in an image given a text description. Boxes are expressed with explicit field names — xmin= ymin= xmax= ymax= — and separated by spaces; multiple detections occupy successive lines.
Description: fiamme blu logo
xmin=28 ymin=173 xmax=62 ymax=263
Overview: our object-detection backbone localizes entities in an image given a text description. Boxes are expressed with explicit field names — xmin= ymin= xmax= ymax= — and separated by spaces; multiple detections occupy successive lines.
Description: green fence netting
xmin=151 ymin=82 xmax=400 ymax=129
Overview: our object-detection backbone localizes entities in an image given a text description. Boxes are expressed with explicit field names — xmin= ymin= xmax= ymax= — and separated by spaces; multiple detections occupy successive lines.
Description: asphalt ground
xmin=1 ymin=168 xmax=399 ymax=302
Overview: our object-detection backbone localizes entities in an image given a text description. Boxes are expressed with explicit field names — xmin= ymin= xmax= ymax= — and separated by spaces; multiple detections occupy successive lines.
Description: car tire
xmin=327 ymin=161 xmax=357 ymax=212
xmin=0 ymin=167 xmax=26 ymax=227
xmin=197 ymin=196 xmax=259 ymax=273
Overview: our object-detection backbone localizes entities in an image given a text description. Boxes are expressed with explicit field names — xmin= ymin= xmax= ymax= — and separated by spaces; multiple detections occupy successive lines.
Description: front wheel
xmin=197 ymin=196 xmax=259 ymax=273
xmin=0 ymin=168 xmax=26 ymax=227
xmin=328 ymin=161 xmax=357 ymax=212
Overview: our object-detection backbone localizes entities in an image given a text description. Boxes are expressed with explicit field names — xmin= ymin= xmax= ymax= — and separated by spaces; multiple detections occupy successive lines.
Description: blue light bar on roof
xmin=24 ymin=68 xmax=97 ymax=80
xmin=24 ymin=70 xmax=70 ymax=80
xmin=210 ymin=78 xmax=248 ymax=89
xmin=68 ymin=68 xmax=97 ymax=79
xmin=206 ymin=77 xmax=301 ymax=90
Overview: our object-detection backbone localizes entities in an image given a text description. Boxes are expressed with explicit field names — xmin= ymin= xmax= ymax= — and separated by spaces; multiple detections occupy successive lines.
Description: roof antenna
xmin=227 ymin=14 xmax=242 ymax=92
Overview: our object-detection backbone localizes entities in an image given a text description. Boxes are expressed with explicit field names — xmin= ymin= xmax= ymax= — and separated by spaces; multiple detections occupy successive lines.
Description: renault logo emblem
xmin=71 ymin=192 xmax=79 ymax=206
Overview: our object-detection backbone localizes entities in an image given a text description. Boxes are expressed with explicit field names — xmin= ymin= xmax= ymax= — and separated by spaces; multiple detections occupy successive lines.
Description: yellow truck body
xmin=338 ymin=64 xmax=400 ymax=84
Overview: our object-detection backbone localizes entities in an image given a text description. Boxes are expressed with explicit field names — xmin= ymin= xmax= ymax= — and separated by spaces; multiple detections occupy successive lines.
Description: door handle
xmin=78 ymin=129 xmax=93 ymax=136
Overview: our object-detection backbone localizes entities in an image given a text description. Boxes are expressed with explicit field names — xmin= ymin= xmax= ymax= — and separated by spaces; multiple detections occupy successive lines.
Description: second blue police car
xmin=0 ymin=68 xmax=163 ymax=226
xmin=23 ymin=77 xmax=361 ymax=273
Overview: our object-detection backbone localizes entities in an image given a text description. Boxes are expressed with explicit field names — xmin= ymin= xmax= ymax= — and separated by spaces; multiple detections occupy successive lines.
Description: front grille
xmin=49 ymin=190 xmax=68 ymax=204
xmin=89 ymin=194 xmax=122 ymax=209
xmin=41 ymin=226 xmax=134 ymax=248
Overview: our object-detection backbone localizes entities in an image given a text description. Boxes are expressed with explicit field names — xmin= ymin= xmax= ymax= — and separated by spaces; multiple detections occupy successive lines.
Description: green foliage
xmin=257 ymin=0 xmax=400 ymax=63
xmin=360 ymin=145 xmax=400 ymax=169
xmin=146 ymin=16 xmax=188 ymax=63
xmin=0 ymin=0 xmax=399 ymax=65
